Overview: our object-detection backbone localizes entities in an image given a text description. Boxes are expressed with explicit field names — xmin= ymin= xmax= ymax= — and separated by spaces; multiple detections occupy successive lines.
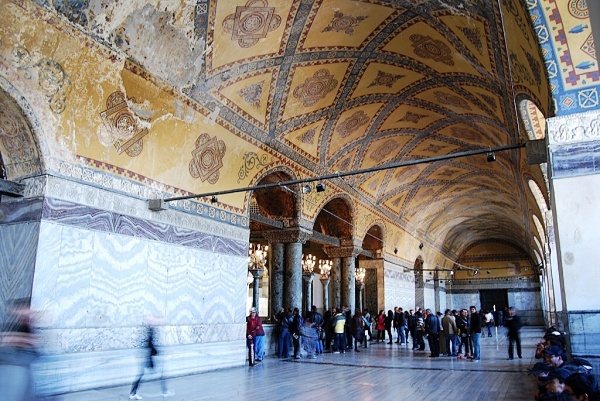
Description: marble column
xmin=263 ymin=228 xmax=312 ymax=316
xmin=320 ymin=277 xmax=330 ymax=311
xmin=303 ymin=273 xmax=314 ymax=315
xmin=342 ymin=256 xmax=356 ymax=313
xmin=250 ymin=269 xmax=264 ymax=312
xmin=330 ymin=257 xmax=341 ymax=309
xmin=324 ymin=244 xmax=362 ymax=314
xmin=269 ymin=242 xmax=285 ymax=318
xmin=356 ymin=281 xmax=364 ymax=311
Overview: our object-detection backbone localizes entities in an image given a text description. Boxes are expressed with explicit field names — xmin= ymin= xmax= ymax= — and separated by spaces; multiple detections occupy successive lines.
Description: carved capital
xmin=262 ymin=227 xmax=312 ymax=244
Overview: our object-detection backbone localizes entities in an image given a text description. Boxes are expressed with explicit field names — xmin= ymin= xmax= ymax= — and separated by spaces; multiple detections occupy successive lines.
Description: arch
xmin=361 ymin=222 xmax=385 ymax=258
xmin=247 ymin=167 xmax=301 ymax=225
xmin=313 ymin=194 xmax=355 ymax=240
xmin=0 ymin=85 xmax=45 ymax=180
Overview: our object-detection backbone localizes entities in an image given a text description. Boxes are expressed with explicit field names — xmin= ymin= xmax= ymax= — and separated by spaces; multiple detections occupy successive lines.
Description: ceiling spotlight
xmin=210 ymin=195 xmax=218 ymax=203
xmin=301 ymin=185 xmax=311 ymax=194
xmin=486 ymin=152 xmax=496 ymax=162
xmin=474 ymin=269 xmax=479 ymax=275
xmin=419 ymin=243 xmax=423 ymax=250
xmin=315 ymin=183 xmax=326 ymax=192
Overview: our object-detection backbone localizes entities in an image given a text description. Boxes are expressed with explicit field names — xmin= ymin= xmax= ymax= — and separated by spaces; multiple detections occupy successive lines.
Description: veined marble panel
xmin=383 ymin=267 xmax=415 ymax=311
xmin=0 ymin=221 xmax=40 ymax=321
xmin=32 ymin=221 xmax=248 ymax=352
xmin=0 ymin=197 xmax=43 ymax=223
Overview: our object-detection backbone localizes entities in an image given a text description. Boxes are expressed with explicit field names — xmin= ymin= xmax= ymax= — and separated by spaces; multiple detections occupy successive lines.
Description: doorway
xmin=479 ymin=289 xmax=508 ymax=314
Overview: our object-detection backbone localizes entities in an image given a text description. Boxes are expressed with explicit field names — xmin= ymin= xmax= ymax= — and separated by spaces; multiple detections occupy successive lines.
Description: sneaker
xmin=129 ymin=395 xmax=143 ymax=400
xmin=334 ymin=351 xmax=340 ymax=354
xmin=162 ymin=392 xmax=174 ymax=398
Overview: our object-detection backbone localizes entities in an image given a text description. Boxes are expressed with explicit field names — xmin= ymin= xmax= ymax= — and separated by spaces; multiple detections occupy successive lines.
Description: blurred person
xmin=246 ymin=307 xmax=265 ymax=365
xmin=323 ymin=306 xmax=335 ymax=352
xmin=424 ymin=308 xmax=440 ymax=357
xmin=0 ymin=299 xmax=39 ymax=401
xmin=300 ymin=317 xmax=318 ymax=359
xmin=129 ymin=317 xmax=171 ymax=400
xmin=414 ymin=309 xmax=426 ymax=351
xmin=505 ymin=306 xmax=522 ymax=360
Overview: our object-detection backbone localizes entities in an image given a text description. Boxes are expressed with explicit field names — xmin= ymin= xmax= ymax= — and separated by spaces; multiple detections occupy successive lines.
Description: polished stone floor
xmin=45 ymin=326 xmax=542 ymax=401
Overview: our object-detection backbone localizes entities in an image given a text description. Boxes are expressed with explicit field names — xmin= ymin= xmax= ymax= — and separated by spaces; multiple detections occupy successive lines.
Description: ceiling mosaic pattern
xmin=28 ymin=0 xmax=596 ymax=260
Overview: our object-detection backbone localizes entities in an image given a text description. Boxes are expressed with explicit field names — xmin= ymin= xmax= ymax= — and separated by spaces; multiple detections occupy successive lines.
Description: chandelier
xmin=355 ymin=267 xmax=366 ymax=283
xmin=302 ymin=254 xmax=316 ymax=275
xmin=318 ymin=259 xmax=332 ymax=279
xmin=248 ymin=243 xmax=268 ymax=271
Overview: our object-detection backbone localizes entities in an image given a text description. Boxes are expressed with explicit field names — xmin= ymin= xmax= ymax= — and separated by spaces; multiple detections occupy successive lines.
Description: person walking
xmin=352 ymin=309 xmax=365 ymax=352
xmin=277 ymin=308 xmax=293 ymax=358
xmin=505 ymin=306 xmax=523 ymax=360
xmin=291 ymin=307 xmax=303 ymax=359
xmin=484 ymin=310 xmax=494 ymax=337
xmin=130 ymin=318 xmax=171 ymax=399
xmin=385 ymin=310 xmax=394 ymax=344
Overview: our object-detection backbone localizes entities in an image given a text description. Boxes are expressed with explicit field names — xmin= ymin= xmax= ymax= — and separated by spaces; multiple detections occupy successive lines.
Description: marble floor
xmin=44 ymin=326 xmax=543 ymax=401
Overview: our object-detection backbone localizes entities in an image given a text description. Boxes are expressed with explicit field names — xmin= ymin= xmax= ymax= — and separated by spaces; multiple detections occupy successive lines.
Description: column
xmin=320 ymin=277 xmax=330 ymax=311
xmin=265 ymin=228 xmax=312 ymax=316
xmin=302 ymin=272 xmax=314 ymax=314
xmin=324 ymin=244 xmax=362 ymax=314
xmin=250 ymin=269 xmax=263 ymax=312
xmin=330 ymin=257 xmax=342 ymax=309
xmin=355 ymin=281 xmax=364 ymax=311
xmin=269 ymin=242 xmax=285 ymax=318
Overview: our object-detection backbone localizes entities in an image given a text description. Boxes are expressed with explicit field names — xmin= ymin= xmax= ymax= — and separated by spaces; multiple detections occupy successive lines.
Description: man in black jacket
xmin=425 ymin=308 xmax=440 ymax=357
xmin=505 ymin=306 xmax=522 ymax=359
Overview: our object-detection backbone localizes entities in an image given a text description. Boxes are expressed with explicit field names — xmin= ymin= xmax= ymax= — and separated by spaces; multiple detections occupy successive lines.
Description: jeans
xmin=446 ymin=334 xmax=457 ymax=356
xmin=471 ymin=333 xmax=481 ymax=360
xmin=253 ymin=335 xmax=265 ymax=361
xmin=396 ymin=326 xmax=406 ymax=343
xmin=334 ymin=333 xmax=346 ymax=352
xmin=278 ymin=329 xmax=290 ymax=358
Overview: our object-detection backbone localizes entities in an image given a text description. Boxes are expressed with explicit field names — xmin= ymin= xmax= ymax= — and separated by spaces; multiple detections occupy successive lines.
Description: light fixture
xmin=419 ymin=243 xmax=423 ymax=250
xmin=315 ymin=183 xmax=326 ymax=192
xmin=211 ymin=195 xmax=218 ymax=203
xmin=474 ymin=269 xmax=479 ymax=275
xmin=355 ymin=267 xmax=366 ymax=283
xmin=319 ymin=259 xmax=332 ymax=279
xmin=302 ymin=253 xmax=316 ymax=275
xmin=486 ymin=270 xmax=491 ymax=275
xmin=301 ymin=185 xmax=311 ymax=194
xmin=486 ymin=152 xmax=496 ymax=162
xmin=248 ymin=243 xmax=268 ymax=271
xmin=393 ymin=247 xmax=398 ymax=255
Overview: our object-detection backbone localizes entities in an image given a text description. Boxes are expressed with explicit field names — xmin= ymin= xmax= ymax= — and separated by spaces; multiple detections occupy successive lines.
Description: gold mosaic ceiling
xmin=204 ymin=0 xmax=550 ymax=257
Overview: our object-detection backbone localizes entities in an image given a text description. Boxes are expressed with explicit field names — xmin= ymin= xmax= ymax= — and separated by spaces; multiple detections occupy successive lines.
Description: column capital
xmin=323 ymin=245 xmax=362 ymax=258
xmin=262 ymin=227 xmax=312 ymax=244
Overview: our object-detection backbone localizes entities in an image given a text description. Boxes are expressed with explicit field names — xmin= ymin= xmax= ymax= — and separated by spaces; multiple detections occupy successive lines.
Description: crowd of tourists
xmin=528 ymin=327 xmax=600 ymax=400
xmin=270 ymin=304 xmax=503 ymax=361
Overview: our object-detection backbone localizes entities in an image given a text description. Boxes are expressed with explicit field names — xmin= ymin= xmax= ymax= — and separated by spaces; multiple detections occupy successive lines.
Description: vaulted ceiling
xmin=13 ymin=0 xmax=562 ymax=262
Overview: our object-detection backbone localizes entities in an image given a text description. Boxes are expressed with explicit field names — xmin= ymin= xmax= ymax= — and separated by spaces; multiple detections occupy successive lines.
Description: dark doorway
xmin=479 ymin=289 xmax=508 ymax=314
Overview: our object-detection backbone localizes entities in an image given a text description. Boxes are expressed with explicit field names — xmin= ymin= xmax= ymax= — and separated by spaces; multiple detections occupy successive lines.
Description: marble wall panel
xmin=0 ymin=221 xmax=40 ymax=322
xmin=383 ymin=268 xmax=415 ymax=311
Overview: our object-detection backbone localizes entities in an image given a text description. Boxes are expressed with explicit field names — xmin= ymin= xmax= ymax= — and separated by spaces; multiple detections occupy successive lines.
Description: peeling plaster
xmin=117 ymin=4 xmax=204 ymax=90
